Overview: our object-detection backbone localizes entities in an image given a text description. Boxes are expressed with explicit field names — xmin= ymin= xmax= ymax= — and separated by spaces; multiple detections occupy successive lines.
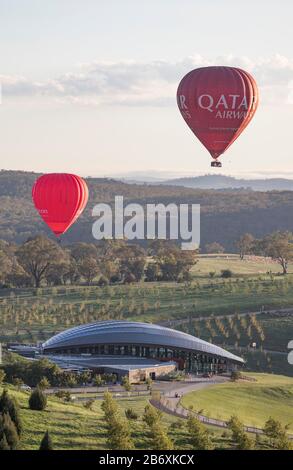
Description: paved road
xmin=162 ymin=375 xmax=228 ymax=405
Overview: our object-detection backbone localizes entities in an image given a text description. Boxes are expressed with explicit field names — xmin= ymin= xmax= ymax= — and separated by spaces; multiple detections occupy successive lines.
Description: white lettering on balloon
xmin=197 ymin=94 xmax=252 ymax=118
xmin=215 ymin=95 xmax=228 ymax=109
xmin=215 ymin=110 xmax=249 ymax=119
xmin=198 ymin=94 xmax=214 ymax=112
xmin=179 ymin=95 xmax=188 ymax=110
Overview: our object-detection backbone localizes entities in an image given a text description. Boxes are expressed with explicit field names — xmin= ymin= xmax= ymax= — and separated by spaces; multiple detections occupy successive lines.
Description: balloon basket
xmin=211 ymin=160 xmax=222 ymax=168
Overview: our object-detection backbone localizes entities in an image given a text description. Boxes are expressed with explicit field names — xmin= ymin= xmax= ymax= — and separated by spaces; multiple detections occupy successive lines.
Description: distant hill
xmin=161 ymin=174 xmax=293 ymax=191
xmin=1 ymin=170 xmax=293 ymax=252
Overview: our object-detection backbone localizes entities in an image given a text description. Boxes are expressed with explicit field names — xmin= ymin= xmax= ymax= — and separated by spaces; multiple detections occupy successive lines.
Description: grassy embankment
xmin=0 ymin=385 xmax=228 ymax=450
xmin=181 ymin=373 xmax=293 ymax=431
xmin=2 ymin=372 xmax=292 ymax=449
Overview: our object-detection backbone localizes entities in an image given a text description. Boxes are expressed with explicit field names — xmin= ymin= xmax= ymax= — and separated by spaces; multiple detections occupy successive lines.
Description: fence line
xmin=150 ymin=398 xmax=293 ymax=439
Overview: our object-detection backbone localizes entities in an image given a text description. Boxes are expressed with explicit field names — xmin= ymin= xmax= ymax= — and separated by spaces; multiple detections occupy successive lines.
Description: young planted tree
xmin=107 ymin=415 xmax=134 ymax=450
xmin=101 ymin=391 xmax=119 ymax=421
xmin=143 ymin=404 xmax=162 ymax=427
xmin=264 ymin=417 xmax=292 ymax=450
xmin=186 ymin=415 xmax=214 ymax=450
xmin=39 ymin=430 xmax=54 ymax=450
xmin=125 ymin=408 xmax=138 ymax=420
xmin=145 ymin=377 xmax=153 ymax=391
xmin=231 ymin=370 xmax=242 ymax=382
xmin=227 ymin=415 xmax=254 ymax=450
xmin=149 ymin=422 xmax=174 ymax=450
xmin=143 ymin=404 xmax=173 ymax=450
xmin=236 ymin=431 xmax=255 ymax=450
xmin=101 ymin=391 xmax=134 ymax=450
xmin=0 ymin=412 xmax=19 ymax=450
xmin=0 ymin=389 xmax=22 ymax=436
xmin=38 ymin=377 xmax=50 ymax=390
xmin=93 ymin=374 xmax=104 ymax=387
xmin=122 ymin=376 xmax=132 ymax=392
xmin=29 ymin=387 xmax=47 ymax=411
xmin=83 ymin=399 xmax=95 ymax=411
xmin=0 ymin=433 xmax=10 ymax=450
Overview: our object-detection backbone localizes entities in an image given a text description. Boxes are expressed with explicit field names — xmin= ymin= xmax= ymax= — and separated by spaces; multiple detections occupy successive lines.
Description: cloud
xmin=1 ymin=54 xmax=293 ymax=106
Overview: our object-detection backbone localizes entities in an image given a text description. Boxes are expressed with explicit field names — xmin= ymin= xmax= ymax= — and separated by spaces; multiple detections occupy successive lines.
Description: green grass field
xmin=192 ymin=254 xmax=284 ymax=277
xmin=181 ymin=373 xmax=293 ymax=431
xmin=0 ymin=385 xmax=229 ymax=450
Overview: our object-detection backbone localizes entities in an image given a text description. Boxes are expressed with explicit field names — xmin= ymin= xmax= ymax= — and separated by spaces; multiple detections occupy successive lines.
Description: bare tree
xmin=236 ymin=233 xmax=254 ymax=260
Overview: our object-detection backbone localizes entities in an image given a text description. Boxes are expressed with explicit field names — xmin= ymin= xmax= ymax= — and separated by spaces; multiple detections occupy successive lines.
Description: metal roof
xmin=42 ymin=320 xmax=244 ymax=364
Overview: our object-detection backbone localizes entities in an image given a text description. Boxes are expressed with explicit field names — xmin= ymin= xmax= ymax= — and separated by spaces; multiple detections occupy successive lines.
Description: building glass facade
xmin=46 ymin=343 xmax=231 ymax=373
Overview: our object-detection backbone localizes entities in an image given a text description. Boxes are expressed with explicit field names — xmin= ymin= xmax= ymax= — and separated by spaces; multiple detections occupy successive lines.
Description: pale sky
xmin=0 ymin=0 xmax=292 ymax=178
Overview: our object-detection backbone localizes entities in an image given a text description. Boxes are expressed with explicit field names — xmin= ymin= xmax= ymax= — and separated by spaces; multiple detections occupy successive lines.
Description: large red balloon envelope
xmin=177 ymin=66 xmax=259 ymax=167
xmin=32 ymin=173 xmax=89 ymax=237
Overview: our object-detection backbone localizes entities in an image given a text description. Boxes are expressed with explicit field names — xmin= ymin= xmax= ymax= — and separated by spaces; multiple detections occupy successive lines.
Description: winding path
xmin=150 ymin=376 xmax=293 ymax=438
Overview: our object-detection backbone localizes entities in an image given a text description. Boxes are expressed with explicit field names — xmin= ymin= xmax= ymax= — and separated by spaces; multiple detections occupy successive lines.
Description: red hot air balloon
xmin=32 ymin=173 xmax=89 ymax=237
xmin=177 ymin=66 xmax=258 ymax=167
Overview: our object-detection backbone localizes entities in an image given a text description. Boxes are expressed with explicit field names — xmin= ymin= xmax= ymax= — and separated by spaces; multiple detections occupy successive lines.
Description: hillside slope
xmin=1 ymin=170 xmax=293 ymax=251
xmin=162 ymin=174 xmax=293 ymax=191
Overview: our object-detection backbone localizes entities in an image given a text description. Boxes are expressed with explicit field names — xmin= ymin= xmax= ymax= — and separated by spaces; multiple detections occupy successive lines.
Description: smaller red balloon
xmin=32 ymin=173 xmax=89 ymax=236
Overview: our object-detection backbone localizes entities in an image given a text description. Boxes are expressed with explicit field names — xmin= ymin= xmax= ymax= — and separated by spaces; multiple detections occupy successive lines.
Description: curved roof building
xmin=43 ymin=321 xmax=243 ymax=374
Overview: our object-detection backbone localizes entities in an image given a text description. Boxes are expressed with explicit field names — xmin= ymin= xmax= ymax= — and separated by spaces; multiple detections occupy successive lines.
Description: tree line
xmin=0 ymin=237 xmax=197 ymax=288
xmin=236 ymin=231 xmax=293 ymax=274
xmin=1 ymin=230 xmax=292 ymax=292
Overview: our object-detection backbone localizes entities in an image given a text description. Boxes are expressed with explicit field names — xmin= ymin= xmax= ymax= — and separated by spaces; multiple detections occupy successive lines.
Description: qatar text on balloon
xmin=179 ymin=93 xmax=256 ymax=119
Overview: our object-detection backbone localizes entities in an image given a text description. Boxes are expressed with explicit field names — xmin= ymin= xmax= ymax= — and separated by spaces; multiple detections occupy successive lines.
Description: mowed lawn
xmin=181 ymin=373 xmax=293 ymax=431
xmin=192 ymin=254 xmax=287 ymax=277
